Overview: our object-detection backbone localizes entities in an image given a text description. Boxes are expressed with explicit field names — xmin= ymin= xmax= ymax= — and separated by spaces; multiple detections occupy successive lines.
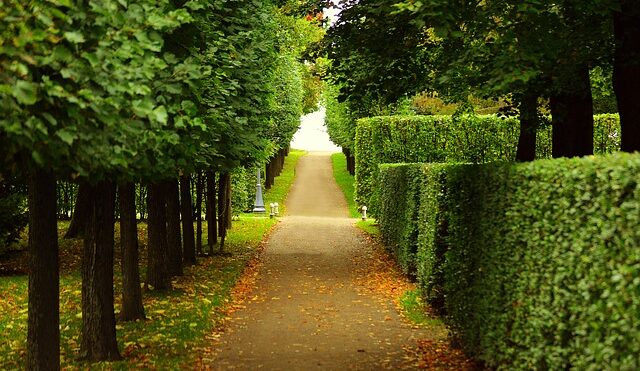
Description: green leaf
xmin=181 ymin=100 xmax=197 ymax=115
xmin=52 ymin=46 xmax=72 ymax=63
xmin=56 ymin=129 xmax=76 ymax=145
xmin=12 ymin=80 xmax=38 ymax=105
xmin=82 ymin=52 xmax=99 ymax=67
xmin=152 ymin=105 xmax=168 ymax=124
xmin=132 ymin=98 xmax=154 ymax=117
xmin=63 ymin=31 xmax=85 ymax=43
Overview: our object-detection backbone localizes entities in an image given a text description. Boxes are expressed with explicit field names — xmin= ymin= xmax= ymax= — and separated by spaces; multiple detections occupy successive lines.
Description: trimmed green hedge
xmin=356 ymin=114 xmax=621 ymax=212
xmin=377 ymin=163 xmax=423 ymax=276
xmin=377 ymin=153 xmax=640 ymax=369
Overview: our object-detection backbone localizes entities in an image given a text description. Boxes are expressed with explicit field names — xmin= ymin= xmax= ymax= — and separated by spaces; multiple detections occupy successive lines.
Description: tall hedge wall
xmin=355 ymin=114 xmax=621 ymax=211
xmin=377 ymin=153 xmax=640 ymax=369
xmin=377 ymin=163 xmax=424 ymax=276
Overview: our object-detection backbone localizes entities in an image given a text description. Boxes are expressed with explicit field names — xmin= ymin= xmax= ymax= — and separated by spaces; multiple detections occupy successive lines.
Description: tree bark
xmin=118 ymin=182 xmax=145 ymax=322
xmin=180 ymin=175 xmax=196 ymax=266
xmin=195 ymin=172 xmax=203 ymax=256
xmin=65 ymin=182 xmax=90 ymax=238
xmin=80 ymin=180 xmax=121 ymax=361
xmin=146 ymin=182 xmax=171 ymax=290
xmin=613 ymin=1 xmax=640 ymax=152
xmin=218 ymin=172 xmax=231 ymax=253
xmin=27 ymin=167 xmax=60 ymax=371
xmin=550 ymin=65 xmax=594 ymax=158
xmin=343 ymin=148 xmax=355 ymax=175
xmin=515 ymin=91 xmax=538 ymax=162
xmin=265 ymin=161 xmax=273 ymax=190
xmin=206 ymin=171 xmax=217 ymax=254
xmin=165 ymin=179 xmax=183 ymax=276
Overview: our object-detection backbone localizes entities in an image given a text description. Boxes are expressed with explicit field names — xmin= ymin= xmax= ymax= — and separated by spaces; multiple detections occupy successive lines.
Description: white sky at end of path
xmin=290 ymin=107 xmax=341 ymax=153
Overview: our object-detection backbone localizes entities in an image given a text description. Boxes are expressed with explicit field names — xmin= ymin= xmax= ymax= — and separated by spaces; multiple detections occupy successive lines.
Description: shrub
xmin=356 ymin=114 xmax=621 ymax=213
xmin=377 ymin=163 xmax=423 ymax=276
xmin=378 ymin=153 xmax=640 ymax=369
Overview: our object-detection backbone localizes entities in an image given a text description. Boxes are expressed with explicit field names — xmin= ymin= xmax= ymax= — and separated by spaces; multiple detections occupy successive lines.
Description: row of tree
xmin=323 ymin=0 xmax=639 ymax=163
xmin=0 ymin=1 xmax=323 ymax=368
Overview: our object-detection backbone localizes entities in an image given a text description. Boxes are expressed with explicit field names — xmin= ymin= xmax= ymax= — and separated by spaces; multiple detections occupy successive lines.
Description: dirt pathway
xmin=209 ymin=153 xmax=435 ymax=370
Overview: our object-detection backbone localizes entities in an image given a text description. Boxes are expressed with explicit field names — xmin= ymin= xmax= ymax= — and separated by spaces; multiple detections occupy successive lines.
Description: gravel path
xmin=210 ymin=153 xmax=433 ymax=370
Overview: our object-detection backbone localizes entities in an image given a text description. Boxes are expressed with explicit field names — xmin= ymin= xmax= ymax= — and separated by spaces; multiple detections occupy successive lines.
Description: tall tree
xmin=217 ymin=172 xmax=232 ymax=253
xmin=146 ymin=182 xmax=171 ymax=290
xmin=26 ymin=167 xmax=59 ymax=370
xmin=206 ymin=171 xmax=217 ymax=255
xmin=118 ymin=182 xmax=145 ymax=321
xmin=166 ymin=179 xmax=183 ymax=276
xmin=613 ymin=0 xmax=640 ymax=152
xmin=80 ymin=180 xmax=120 ymax=361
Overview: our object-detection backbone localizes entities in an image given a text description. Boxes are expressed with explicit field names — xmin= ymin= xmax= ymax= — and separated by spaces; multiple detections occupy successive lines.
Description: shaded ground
xmin=206 ymin=153 xmax=467 ymax=370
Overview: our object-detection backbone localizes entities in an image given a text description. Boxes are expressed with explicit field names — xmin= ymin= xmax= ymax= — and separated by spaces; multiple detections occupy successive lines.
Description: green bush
xmin=356 ymin=114 xmax=621 ymax=212
xmin=377 ymin=163 xmax=423 ymax=276
xmin=378 ymin=153 xmax=640 ymax=369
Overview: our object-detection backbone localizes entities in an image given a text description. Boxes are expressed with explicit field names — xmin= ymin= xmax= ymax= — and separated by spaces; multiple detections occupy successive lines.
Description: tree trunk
xmin=195 ymin=172 xmax=203 ymax=256
xmin=180 ymin=175 xmax=196 ymax=266
xmin=613 ymin=1 xmax=640 ymax=152
xmin=515 ymin=91 xmax=538 ymax=162
xmin=27 ymin=167 xmax=60 ymax=371
xmin=277 ymin=149 xmax=285 ymax=176
xmin=550 ymin=65 xmax=594 ymax=158
xmin=343 ymin=148 xmax=355 ymax=175
xmin=146 ymin=182 xmax=171 ymax=290
xmin=206 ymin=171 xmax=217 ymax=254
xmin=218 ymin=172 xmax=231 ymax=253
xmin=265 ymin=161 xmax=273 ymax=190
xmin=80 ymin=180 xmax=121 ymax=361
xmin=65 ymin=182 xmax=90 ymax=238
xmin=118 ymin=182 xmax=145 ymax=322
xmin=165 ymin=179 xmax=183 ymax=276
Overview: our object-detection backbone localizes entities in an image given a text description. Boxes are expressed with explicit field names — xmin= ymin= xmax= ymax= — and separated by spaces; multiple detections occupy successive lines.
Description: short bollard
xmin=274 ymin=202 xmax=280 ymax=216
xmin=269 ymin=203 xmax=275 ymax=218
xmin=360 ymin=205 xmax=367 ymax=220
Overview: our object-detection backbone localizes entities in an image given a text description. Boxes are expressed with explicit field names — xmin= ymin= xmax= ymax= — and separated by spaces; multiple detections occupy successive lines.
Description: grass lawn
xmin=330 ymin=152 xmax=360 ymax=218
xmin=0 ymin=150 xmax=305 ymax=369
xmin=331 ymin=153 xmax=380 ymax=236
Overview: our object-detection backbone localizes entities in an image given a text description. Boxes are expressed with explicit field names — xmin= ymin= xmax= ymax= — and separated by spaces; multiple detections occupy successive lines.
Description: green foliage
xmin=356 ymin=114 xmax=622 ymax=211
xmin=231 ymin=167 xmax=255 ymax=215
xmin=377 ymin=164 xmax=423 ymax=276
xmin=0 ymin=0 xmax=203 ymax=179
xmin=355 ymin=115 xmax=519 ymax=210
xmin=260 ymin=150 xmax=307 ymax=216
xmin=324 ymin=84 xmax=356 ymax=152
xmin=0 ymin=175 xmax=27 ymax=255
xmin=377 ymin=153 xmax=640 ymax=369
xmin=590 ymin=66 xmax=618 ymax=114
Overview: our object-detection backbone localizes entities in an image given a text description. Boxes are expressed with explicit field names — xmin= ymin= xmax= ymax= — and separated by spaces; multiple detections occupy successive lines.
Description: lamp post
xmin=253 ymin=168 xmax=266 ymax=213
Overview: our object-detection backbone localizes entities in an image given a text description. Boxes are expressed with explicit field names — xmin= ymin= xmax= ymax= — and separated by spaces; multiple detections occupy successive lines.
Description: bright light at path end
xmin=290 ymin=107 xmax=341 ymax=153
